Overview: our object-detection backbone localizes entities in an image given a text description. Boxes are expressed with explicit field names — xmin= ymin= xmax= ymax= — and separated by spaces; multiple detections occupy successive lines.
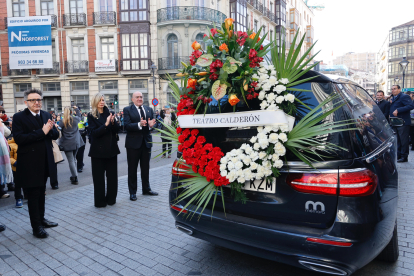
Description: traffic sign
xmin=152 ymin=98 xmax=159 ymax=106
xmin=402 ymin=88 xmax=414 ymax=92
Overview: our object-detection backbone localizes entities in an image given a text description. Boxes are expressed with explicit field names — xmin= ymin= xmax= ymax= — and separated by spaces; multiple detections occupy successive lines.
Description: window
xmin=100 ymin=80 xmax=118 ymax=90
xmin=71 ymin=95 xmax=90 ymax=112
xmin=52 ymin=40 xmax=57 ymax=62
xmin=263 ymin=25 xmax=266 ymax=37
xmin=254 ymin=20 xmax=258 ymax=32
xmin=72 ymin=39 xmax=85 ymax=61
xmin=70 ymin=0 xmax=83 ymax=14
xmin=120 ymin=0 xmax=148 ymax=22
xmin=41 ymin=0 xmax=54 ymax=15
xmin=129 ymin=80 xmax=148 ymax=105
xmin=71 ymin=81 xmax=89 ymax=91
xmin=101 ymin=37 xmax=115 ymax=60
xmin=42 ymin=82 xmax=61 ymax=92
xmin=99 ymin=0 xmax=113 ymax=11
xmin=230 ymin=0 xmax=247 ymax=32
xmin=99 ymin=81 xmax=119 ymax=110
xmin=270 ymin=2 xmax=273 ymax=13
xmin=167 ymin=0 xmax=177 ymax=6
xmin=167 ymin=34 xmax=178 ymax=60
xmin=270 ymin=30 xmax=273 ymax=41
xmin=12 ymin=0 xmax=25 ymax=17
xmin=195 ymin=33 xmax=205 ymax=51
xmin=122 ymin=33 xmax=150 ymax=70
xmin=14 ymin=83 xmax=31 ymax=93
xmin=69 ymin=82 xmax=90 ymax=112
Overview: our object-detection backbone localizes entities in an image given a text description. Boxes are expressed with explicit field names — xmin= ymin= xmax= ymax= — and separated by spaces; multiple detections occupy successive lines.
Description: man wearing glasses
xmin=390 ymin=85 xmax=414 ymax=162
xmin=12 ymin=89 xmax=60 ymax=238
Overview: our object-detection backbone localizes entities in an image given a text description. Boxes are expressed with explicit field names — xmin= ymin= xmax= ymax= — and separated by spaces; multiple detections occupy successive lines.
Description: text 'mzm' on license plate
xmin=242 ymin=178 xmax=276 ymax=193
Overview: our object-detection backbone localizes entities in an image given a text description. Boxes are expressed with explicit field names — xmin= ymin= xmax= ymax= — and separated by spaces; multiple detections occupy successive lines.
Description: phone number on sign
xmin=18 ymin=60 xmax=44 ymax=65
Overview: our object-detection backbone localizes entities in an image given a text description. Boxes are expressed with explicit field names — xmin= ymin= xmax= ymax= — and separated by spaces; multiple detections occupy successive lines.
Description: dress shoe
xmin=0 ymin=224 xmax=6 ymax=232
xmin=70 ymin=176 xmax=79 ymax=185
xmin=1 ymin=193 xmax=10 ymax=199
xmin=33 ymin=227 xmax=48 ymax=238
xmin=130 ymin=194 xmax=137 ymax=201
xmin=397 ymin=158 xmax=408 ymax=163
xmin=51 ymin=185 xmax=59 ymax=190
xmin=143 ymin=190 xmax=158 ymax=196
xmin=78 ymin=168 xmax=83 ymax=173
xmin=41 ymin=219 xmax=58 ymax=228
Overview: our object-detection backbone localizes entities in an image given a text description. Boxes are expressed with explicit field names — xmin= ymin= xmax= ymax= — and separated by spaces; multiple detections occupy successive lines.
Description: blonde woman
xmin=58 ymin=106 xmax=85 ymax=184
xmin=87 ymin=93 xmax=120 ymax=208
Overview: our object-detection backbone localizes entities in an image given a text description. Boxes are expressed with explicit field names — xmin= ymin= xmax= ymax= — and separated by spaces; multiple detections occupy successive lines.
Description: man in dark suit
xmin=12 ymin=89 xmax=59 ymax=238
xmin=123 ymin=92 xmax=158 ymax=201
xmin=390 ymin=85 xmax=414 ymax=162
xmin=375 ymin=90 xmax=390 ymax=120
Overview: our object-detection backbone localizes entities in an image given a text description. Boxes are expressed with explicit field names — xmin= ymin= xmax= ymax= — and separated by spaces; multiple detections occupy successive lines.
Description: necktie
xmin=139 ymin=106 xmax=146 ymax=121
xmin=35 ymin=114 xmax=43 ymax=128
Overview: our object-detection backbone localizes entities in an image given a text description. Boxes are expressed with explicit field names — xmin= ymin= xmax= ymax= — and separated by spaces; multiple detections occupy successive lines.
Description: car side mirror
xmin=389 ymin=117 xmax=404 ymax=127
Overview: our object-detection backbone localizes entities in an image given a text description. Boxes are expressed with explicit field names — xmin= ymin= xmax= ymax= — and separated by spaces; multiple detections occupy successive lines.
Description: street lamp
xmin=399 ymin=56 xmax=410 ymax=89
xmin=150 ymin=63 xmax=157 ymax=109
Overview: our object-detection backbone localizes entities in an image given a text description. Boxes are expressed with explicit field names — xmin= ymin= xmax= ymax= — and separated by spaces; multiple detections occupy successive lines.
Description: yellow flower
xmin=249 ymin=33 xmax=260 ymax=42
xmin=191 ymin=41 xmax=201 ymax=51
xmin=219 ymin=43 xmax=229 ymax=53
xmin=176 ymin=73 xmax=188 ymax=77
xmin=224 ymin=18 xmax=235 ymax=32
xmin=229 ymin=94 xmax=240 ymax=106
xmin=195 ymin=72 xmax=208 ymax=76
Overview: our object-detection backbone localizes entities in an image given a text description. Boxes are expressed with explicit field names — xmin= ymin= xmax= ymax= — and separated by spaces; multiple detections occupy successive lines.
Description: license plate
xmin=241 ymin=178 xmax=276 ymax=193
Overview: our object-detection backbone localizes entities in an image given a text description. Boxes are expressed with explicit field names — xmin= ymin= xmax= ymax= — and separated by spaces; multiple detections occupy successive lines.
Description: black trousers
xmin=394 ymin=125 xmax=411 ymax=159
xmin=91 ymin=156 xmax=118 ymax=207
xmin=410 ymin=126 xmax=414 ymax=149
xmin=23 ymin=185 xmax=46 ymax=230
xmin=76 ymin=133 xmax=87 ymax=170
xmin=13 ymin=171 xmax=23 ymax=200
xmin=127 ymin=147 xmax=151 ymax=195
xmin=161 ymin=137 xmax=172 ymax=156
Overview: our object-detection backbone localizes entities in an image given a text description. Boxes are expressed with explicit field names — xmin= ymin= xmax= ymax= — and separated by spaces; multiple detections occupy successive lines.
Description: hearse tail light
xmin=172 ymin=160 xmax=194 ymax=179
xmin=306 ymin=237 xmax=353 ymax=247
xmin=286 ymin=169 xmax=378 ymax=197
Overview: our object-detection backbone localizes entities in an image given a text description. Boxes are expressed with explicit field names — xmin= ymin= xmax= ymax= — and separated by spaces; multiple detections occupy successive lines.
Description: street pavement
xmin=0 ymin=143 xmax=413 ymax=275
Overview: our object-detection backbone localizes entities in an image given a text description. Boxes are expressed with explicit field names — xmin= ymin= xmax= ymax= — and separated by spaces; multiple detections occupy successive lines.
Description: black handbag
xmin=58 ymin=145 xmax=64 ymax=151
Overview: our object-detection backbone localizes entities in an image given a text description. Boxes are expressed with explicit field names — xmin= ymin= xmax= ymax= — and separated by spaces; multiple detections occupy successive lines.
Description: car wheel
xmin=377 ymin=222 xmax=399 ymax=262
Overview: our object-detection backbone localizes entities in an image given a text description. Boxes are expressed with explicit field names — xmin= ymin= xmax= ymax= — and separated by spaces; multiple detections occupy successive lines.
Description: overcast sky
xmin=312 ymin=0 xmax=413 ymax=63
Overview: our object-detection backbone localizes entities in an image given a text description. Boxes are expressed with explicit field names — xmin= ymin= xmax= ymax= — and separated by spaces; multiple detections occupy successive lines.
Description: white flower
xmin=270 ymin=70 xmax=277 ymax=76
xmin=242 ymin=156 xmax=251 ymax=165
xmin=273 ymin=159 xmax=283 ymax=168
xmin=257 ymin=126 xmax=264 ymax=133
xmin=280 ymin=124 xmax=289 ymax=132
xmin=259 ymin=138 xmax=269 ymax=149
xmin=278 ymin=133 xmax=288 ymax=142
xmin=227 ymin=171 xmax=236 ymax=182
xmin=220 ymin=164 xmax=226 ymax=171
xmin=259 ymin=151 xmax=267 ymax=159
xmin=267 ymin=104 xmax=278 ymax=111
xmin=230 ymin=150 xmax=238 ymax=157
xmin=259 ymin=74 xmax=268 ymax=82
xmin=231 ymin=157 xmax=239 ymax=164
xmin=227 ymin=161 xmax=235 ymax=170
xmin=266 ymin=93 xmax=276 ymax=102
xmin=244 ymin=171 xmax=253 ymax=181
xmin=269 ymin=133 xmax=278 ymax=143
xmin=280 ymin=78 xmax=289 ymax=84
xmin=258 ymin=91 xmax=266 ymax=100
xmin=235 ymin=161 xmax=244 ymax=170
xmin=284 ymin=93 xmax=295 ymax=103
xmin=257 ymin=165 xmax=266 ymax=175
xmin=237 ymin=177 xmax=246 ymax=184
xmin=250 ymin=136 xmax=258 ymax=143
xmin=272 ymin=125 xmax=280 ymax=132
xmin=272 ymin=153 xmax=280 ymax=161
xmin=260 ymin=101 xmax=269 ymax=110
xmin=267 ymin=65 xmax=275 ymax=71
xmin=274 ymin=142 xmax=286 ymax=156
xmin=250 ymin=151 xmax=259 ymax=161
xmin=274 ymin=85 xmax=287 ymax=94
xmin=257 ymin=132 xmax=267 ymax=140
xmin=253 ymin=143 xmax=260 ymax=151
xmin=220 ymin=170 xmax=228 ymax=177
xmin=276 ymin=96 xmax=285 ymax=104
xmin=252 ymin=73 xmax=259 ymax=79
xmin=245 ymin=146 xmax=253 ymax=155
xmin=268 ymin=76 xmax=278 ymax=86
xmin=240 ymin=144 xmax=247 ymax=150
xmin=264 ymin=126 xmax=273 ymax=133
xmin=236 ymin=169 xmax=243 ymax=176
xmin=250 ymin=162 xmax=258 ymax=170
xmin=262 ymin=83 xmax=272 ymax=92
xmin=262 ymin=160 xmax=270 ymax=167
xmin=221 ymin=156 xmax=228 ymax=164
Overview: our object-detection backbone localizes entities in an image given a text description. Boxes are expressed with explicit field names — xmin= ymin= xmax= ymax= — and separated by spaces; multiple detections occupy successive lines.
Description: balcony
xmin=264 ymin=8 xmax=275 ymax=22
xmin=50 ymin=14 xmax=57 ymax=28
xmin=157 ymin=7 xmax=226 ymax=25
xmin=93 ymin=11 xmax=116 ymax=25
xmin=36 ymin=62 xmax=60 ymax=75
xmin=7 ymin=64 xmax=31 ymax=77
xmin=63 ymin=13 xmax=87 ymax=27
xmin=158 ymin=57 xmax=190 ymax=72
xmin=65 ymin=60 xmax=89 ymax=74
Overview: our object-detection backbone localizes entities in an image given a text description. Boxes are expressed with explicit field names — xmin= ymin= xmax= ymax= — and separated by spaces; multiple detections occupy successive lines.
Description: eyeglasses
xmin=26 ymin=99 xmax=43 ymax=103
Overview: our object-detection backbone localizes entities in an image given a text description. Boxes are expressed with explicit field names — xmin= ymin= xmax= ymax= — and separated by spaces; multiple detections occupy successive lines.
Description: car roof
xmin=298 ymin=70 xmax=359 ymax=86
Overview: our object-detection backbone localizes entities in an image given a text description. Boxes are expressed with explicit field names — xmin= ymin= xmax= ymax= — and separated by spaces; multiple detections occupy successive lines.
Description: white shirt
xmin=135 ymin=105 xmax=151 ymax=130
xmin=29 ymin=109 xmax=40 ymax=116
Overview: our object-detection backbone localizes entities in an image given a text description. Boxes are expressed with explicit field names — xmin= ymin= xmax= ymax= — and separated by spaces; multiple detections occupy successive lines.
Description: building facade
xmin=333 ymin=52 xmax=376 ymax=73
xmin=376 ymin=34 xmax=389 ymax=93
xmin=387 ymin=20 xmax=414 ymax=92
xmin=0 ymin=0 xmax=314 ymax=114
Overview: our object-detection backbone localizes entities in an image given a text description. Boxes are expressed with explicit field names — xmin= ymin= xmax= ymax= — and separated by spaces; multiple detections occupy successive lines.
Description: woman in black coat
xmin=87 ymin=93 xmax=120 ymax=207
xmin=160 ymin=106 xmax=176 ymax=158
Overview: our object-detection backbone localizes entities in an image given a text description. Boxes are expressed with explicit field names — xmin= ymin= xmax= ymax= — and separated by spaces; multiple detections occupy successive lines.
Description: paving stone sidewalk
xmin=0 ymin=161 xmax=413 ymax=276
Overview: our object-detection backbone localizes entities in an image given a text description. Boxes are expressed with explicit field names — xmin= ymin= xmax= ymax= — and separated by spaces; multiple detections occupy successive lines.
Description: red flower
xmin=176 ymin=127 xmax=182 ymax=134
xmin=191 ymin=129 xmax=199 ymax=136
xmin=259 ymin=45 xmax=264 ymax=50
xmin=203 ymin=34 xmax=207 ymax=38
xmin=210 ymin=28 xmax=218 ymax=36
xmin=236 ymin=31 xmax=248 ymax=46
xmin=209 ymin=73 xmax=218 ymax=80
xmin=189 ymin=50 xmax=202 ymax=66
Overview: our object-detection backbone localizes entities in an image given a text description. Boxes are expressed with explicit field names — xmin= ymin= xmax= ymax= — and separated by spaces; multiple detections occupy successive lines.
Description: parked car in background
xmin=169 ymin=71 xmax=399 ymax=275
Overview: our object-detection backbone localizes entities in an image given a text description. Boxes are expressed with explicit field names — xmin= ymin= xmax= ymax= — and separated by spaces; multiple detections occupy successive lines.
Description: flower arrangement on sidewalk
xmin=156 ymin=18 xmax=354 ymax=219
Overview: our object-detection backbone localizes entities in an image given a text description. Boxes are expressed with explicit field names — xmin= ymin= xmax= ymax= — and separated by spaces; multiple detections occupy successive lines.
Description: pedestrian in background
xmin=12 ymin=88 xmax=59 ymax=238
xmin=390 ymin=85 xmax=414 ymax=162
xmin=58 ymin=106 xmax=85 ymax=185
xmin=76 ymin=110 xmax=87 ymax=173
xmin=0 ymin=121 xmax=12 ymax=232
xmin=376 ymin=91 xmax=390 ymax=120
xmin=160 ymin=106 xmax=176 ymax=158
xmin=8 ymin=137 xmax=23 ymax=207
xmin=88 ymin=93 xmax=120 ymax=208
xmin=405 ymin=91 xmax=414 ymax=151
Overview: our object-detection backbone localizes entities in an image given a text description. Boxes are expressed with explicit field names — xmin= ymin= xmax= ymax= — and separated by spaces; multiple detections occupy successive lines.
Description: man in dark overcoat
xmin=123 ymin=91 xmax=158 ymax=201
xmin=12 ymin=89 xmax=59 ymax=238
